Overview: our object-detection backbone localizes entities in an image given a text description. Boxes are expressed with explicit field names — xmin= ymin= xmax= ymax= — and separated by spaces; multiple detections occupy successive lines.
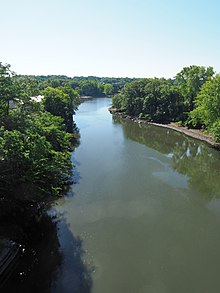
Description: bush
xmin=210 ymin=119 xmax=220 ymax=142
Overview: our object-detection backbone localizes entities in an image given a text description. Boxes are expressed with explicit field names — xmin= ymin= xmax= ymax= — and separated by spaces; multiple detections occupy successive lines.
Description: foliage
xmin=19 ymin=74 xmax=135 ymax=96
xmin=0 ymin=62 xmax=79 ymax=199
xmin=0 ymin=128 xmax=72 ymax=196
xmin=175 ymin=65 xmax=214 ymax=112
xmin=42 ymin=87 xmax=75 ymax=133
xmin=112 ymin=78 xmax=184 ymax=122
xmin=190 ymin=75 xmax=220 ymax=141
xmin=77 ymin=80 xmax=103 ymax=97
xmin=210 ymin=119 xmax=220 ymax=142
xmin=0 ymin=62 xmax=18 ymax=119
xmin=112 ymin=66 xmax=220 ymax=138
xmin=103 ymin=83 xmax=114 ymax=96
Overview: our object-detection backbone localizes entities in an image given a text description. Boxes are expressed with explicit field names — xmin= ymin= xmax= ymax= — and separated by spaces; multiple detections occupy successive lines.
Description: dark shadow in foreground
xmin=1 ymin=209 xmax=92 ymax=293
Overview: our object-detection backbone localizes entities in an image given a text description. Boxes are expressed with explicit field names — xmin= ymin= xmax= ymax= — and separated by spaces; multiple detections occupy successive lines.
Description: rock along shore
xmin=109 ymin=107 xmax=220 ymax=150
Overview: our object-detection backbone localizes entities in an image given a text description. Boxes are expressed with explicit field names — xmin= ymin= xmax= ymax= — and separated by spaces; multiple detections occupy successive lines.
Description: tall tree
xmin=0 ymin=62 xmax=18 ymax=120
xmin=175 ymin=65 xmax=214 ymax=112
xmin=42 ymin=87 xmax=74 ymax=133
xmin=190 ymin=75 xmax=220 ymax=140
xmin=104 ymin=83 xmax=114 ymax=96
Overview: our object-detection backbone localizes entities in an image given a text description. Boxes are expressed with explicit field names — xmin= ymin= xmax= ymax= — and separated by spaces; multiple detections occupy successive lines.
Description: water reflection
xmin=113 ymin=115 xmax=220 ymax=199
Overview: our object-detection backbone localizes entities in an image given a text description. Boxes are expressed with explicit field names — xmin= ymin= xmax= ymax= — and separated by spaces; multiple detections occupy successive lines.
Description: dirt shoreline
xmin=109 ymin=107 xmax=220 ymax=150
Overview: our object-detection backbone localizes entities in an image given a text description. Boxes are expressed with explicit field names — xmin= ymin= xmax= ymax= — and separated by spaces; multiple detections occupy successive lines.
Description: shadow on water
xmin=52 ymin=216 xmax=93 ymax=293
xmin=1 ymin=209 xmax=92 ymax=293
xmin=1 ymin=210 xmax=62 ymax=293
xmin=113 ymin=115 xmax=220 ymax=199
xmin=72 ymin=156 xmax=82 ymax=185
xmin=70 ymin=131 xmax=81 ymax=186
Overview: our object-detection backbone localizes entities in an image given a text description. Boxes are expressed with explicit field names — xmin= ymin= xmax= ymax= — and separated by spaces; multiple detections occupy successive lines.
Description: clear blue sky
xmin=1 ymin=0 xmax=220 ymax=78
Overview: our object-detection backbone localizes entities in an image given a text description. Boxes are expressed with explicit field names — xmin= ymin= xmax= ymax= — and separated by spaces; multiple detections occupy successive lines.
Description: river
xmin=5 ymin=97 xmax=220 ymax=293
xmin=47 ymin=97 xmax=220 ymax=293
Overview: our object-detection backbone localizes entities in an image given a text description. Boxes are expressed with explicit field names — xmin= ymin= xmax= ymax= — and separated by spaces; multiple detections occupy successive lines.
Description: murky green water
xmin=53 ymin=98 xmax=220 ymax=293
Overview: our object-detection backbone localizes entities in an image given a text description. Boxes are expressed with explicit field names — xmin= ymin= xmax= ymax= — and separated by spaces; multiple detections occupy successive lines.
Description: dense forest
xmin=112 ymin=65 xmax=220 ymax=142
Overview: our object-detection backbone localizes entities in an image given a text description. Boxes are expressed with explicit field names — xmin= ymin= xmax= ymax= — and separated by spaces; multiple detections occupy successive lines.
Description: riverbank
xmin=109 ymin=107 xmax=220 ymax=150
xmin=79 ymin=95 xmax=93 ymax=100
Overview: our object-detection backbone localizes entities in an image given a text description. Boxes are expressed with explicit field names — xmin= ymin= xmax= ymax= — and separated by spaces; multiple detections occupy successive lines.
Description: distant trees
xmin=77 ymin=80 xmax=103 ymax=97
xmin=103 ymin=83 xmax=114 ymax=96
xmin=113 ymin=78 xmax=183 ymax=122
xmin=19 ymin=74 xmax=135 ymax=97
xmin=112 ymin=65 xmax=220 ymax=141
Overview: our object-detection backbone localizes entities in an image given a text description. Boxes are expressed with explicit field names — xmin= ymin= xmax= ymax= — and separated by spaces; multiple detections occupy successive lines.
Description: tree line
xmin=19 ymin=74 xmax=135 ymax=97
xmin=112 ymin=65 xmax=220 ymax=141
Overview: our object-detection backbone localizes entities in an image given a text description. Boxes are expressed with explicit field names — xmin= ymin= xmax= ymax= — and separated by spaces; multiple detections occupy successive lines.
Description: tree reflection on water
xmin=113 ymin=115 xmax=220 ymax=199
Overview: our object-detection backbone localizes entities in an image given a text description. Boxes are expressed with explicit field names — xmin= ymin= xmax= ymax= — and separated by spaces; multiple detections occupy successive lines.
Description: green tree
xmin=104 ymin=83 xmax=114 ymax=96
xmin=0 ymin=62 xmax=18 ymax=120
xmin=42 ymin=87 xmax=74 ymax=132
xmin=0 ymin=62 xmax=79 ymax=200
xmin=175 ymin=65 xmax=214 ymax=113
xmin=58 ymin=85 xmax=79 ymax=111
xmin=78 ymin=80 xmax=103 ymax=96
xmin=112 ymin=78 xmax=183 ymax=122
xmin=190 ymin=75 xmax=220 ymax=141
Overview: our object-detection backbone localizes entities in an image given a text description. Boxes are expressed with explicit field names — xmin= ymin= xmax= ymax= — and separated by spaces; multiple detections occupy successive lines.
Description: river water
xmin=52 ymin=97 xmax=220 ymax=293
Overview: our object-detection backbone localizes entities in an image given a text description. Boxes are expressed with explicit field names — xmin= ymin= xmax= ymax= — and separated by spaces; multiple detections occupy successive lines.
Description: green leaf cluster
xmin=113 ymin=78 xmax=184 ymax=123
xmin=112 ymin=66 xmax=220 ymax=141
xmin=190 ymin=75 xmax=220 ymax=141
xmin=19 ymin=74 xmax=135 ymax=97
xmin=0 ymin=62 xmax=78 ymax=199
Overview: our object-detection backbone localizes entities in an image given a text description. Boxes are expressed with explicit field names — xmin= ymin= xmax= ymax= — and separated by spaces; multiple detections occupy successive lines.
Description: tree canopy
xmin=175 ymin=65 xmax=214 ymax=112
xmin=113 ymin=78 xmax=184 ymax=122
xmin=112 ymin=65 xmax=220 ymax=141
xmin=190 ymin=75 xmax=220 ymax=140
xmin=0 ymin=62 xmax=79 ymax=200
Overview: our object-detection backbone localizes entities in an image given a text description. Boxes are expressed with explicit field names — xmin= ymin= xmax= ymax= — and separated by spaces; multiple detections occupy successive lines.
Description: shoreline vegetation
xmin=109 ymin=107 xmax=220 ymax=150
xmin=111 ymin=65 xmax=220 ymax=149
